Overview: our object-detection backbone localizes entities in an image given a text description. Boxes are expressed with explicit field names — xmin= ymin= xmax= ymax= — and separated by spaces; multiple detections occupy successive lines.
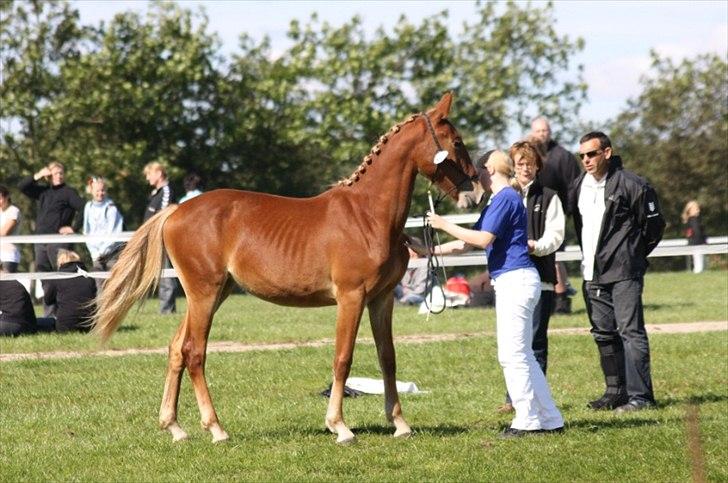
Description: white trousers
xmin=494 ymin=268 xmax=564 ymax=430
xmin=692 ymin=253 xmax=705 ymax=274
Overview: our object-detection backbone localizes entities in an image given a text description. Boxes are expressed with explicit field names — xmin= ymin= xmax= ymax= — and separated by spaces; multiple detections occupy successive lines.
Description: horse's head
xmin=415 ymin=92 xmax=484 ymax=209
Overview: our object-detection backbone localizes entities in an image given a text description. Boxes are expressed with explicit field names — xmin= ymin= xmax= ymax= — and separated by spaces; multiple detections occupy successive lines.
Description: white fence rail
xmin=1 ymin=214 xmax=726 ymax=282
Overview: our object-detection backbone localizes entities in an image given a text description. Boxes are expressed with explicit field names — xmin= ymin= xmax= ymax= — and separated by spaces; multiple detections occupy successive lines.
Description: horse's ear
xmin=427 ymin=92 xmax=453 ymax=121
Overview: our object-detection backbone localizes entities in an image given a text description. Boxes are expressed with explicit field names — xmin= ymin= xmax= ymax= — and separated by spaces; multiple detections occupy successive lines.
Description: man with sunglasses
xmin=568 ymin=131 xmax=665 ymax=413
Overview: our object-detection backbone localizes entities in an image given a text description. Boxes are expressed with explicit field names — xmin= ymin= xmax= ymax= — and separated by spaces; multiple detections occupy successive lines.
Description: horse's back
xmin=164 ymin=189 xmax=344 ymax=305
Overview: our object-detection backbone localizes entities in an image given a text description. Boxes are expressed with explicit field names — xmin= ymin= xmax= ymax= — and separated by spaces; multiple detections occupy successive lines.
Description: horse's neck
xmin=346 ymin=147 xmax=419 ymax=238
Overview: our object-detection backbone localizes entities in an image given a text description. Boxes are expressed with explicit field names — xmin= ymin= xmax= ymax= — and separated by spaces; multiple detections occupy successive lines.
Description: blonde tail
xmin=91 ymin=205 xmax=180 ymax=343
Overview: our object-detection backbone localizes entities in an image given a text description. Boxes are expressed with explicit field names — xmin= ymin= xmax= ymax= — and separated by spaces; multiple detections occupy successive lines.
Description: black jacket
xmin=0 ymin=280 xmax=37 ymax=329
xmin=568 ymin=156 xmax=665 ymax=284
xmin=144 ymin=184 xmax=174 ymax=222
xmin=538 ymin=140 xmax=582 ymax=214
xmin=43 ymin=261 xmax=97 ymax=332
xmin=685 ymin=216 xmax=706 ymax=245
xmin=526 ymin=179 xmax=558 ymax=285
xmin=18 ymin=177 xmax=85 ymax=234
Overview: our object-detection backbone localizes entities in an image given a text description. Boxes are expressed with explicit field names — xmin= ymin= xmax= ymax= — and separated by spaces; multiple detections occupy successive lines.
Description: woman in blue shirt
xmin=424 ymin=150 xmax=564 ymax=438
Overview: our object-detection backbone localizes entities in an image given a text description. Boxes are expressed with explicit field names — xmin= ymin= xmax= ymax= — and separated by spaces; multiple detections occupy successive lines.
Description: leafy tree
xmin=223 ymin=0 xmax=585 ymax=211
xmin=2 ymin=0 xmax=586 ymax=234
xmin=46 ymin=2 xmax=224 ymax=226
xmin=1 ymin=1 xmax=225 ymax=228
xmin=0 ymin=0 xmax=92 ymax=230
xmin=608 ymin=52 xmax=728 ymax=237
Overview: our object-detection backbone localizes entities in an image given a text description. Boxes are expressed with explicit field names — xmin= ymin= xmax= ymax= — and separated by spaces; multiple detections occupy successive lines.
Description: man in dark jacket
xmin=19 ymin=162 xmax=84 ymax=315
xmin=530 ymin=117 xmax=581 ymax=313
xmin=143 ymin=161 xmax=177 ymax=314
xmin=569 ymin=131 xmax=665 ymax=413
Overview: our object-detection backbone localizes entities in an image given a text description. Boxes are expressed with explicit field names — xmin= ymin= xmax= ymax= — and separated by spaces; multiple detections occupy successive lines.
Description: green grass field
xmin=0 ymin=270 xmax=726 ymax=481
xmin=3 ymin=270 xmax=727 ymax=355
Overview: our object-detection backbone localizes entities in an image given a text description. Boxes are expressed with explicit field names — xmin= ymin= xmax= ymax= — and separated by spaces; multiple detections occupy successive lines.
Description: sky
xmin=73 ymin=0 xmax=727 ymax=148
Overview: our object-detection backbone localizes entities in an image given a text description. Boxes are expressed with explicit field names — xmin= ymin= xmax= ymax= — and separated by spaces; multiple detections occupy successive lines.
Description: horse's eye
xmin=453 ymin=139 xmax=463 ymax=147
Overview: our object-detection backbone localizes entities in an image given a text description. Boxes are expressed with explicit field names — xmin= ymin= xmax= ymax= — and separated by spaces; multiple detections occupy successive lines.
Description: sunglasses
xmin=579 ymin=149 xmax=603 ymax=159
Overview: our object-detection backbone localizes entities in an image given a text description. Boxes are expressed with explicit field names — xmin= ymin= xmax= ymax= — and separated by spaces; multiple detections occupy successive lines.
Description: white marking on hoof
xmin=209 ymin=425 xmax=229 ymax=443
xmin=167 ymin=423 xmax=189 ymax=442
xmin=336 ymin=432 xmax=356 ymax=444
xmin=393 ymin=428 xmax=412 ymax=438
xmin=325 ymin=417 xmax=338 ymax=434
xmin=172 ymin=432 xmax=189 ymax=442
xmin=212 ymin=431 xmax=229 ymax=443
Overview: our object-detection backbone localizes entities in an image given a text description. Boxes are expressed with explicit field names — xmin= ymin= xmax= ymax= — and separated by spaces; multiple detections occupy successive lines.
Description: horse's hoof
xmin=172 ymin=432 xmax=189 ymax=442
xmin=212 ymin=434 xmax=229 ymax=443
xmin=336 ymin=433 xmax=356 ymax=445
xmin=166 ymin=423 xmax=189 ymax=442
xmin=211 ymin=429 xmax=230 ymax=443
xmin=393 ymin=429 xmax=412 ymax=439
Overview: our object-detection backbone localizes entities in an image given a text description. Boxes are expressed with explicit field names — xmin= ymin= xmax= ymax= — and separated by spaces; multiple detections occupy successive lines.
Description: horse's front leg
xmin=368 ymin=291 xmax=412 ymax=438
xmin=325 ymin=289 xmax=365 ymax=444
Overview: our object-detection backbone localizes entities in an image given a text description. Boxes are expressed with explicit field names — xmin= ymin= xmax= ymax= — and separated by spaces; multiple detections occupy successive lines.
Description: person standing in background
xmin=143 ymin=162 xmax=177 ymax=314
xmin=0 ymin=185 xmax=22 ymax=273
xmin=18 ymin=162 xmax=84 ymax=315
xmin=681 ymin=200 xmax=706 ymax=274
xmin=83 ymin=176 xmax=125 ymax=292
xmin=497 ymin=140 xmax=566 ymax=413
xmin=414 ymin=150 xmax=564 ymax=437
xmin=570 ymin=131 xmax=665 ymax=413
xmin=179 ymin=172 xmax=203 ymax=204
xmin=529 ymin=117 xmax=581 ymax=314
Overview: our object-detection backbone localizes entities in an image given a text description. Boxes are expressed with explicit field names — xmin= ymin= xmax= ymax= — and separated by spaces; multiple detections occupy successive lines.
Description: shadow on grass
xmin=658 ymin=393 xmax=728 ymax=407
xmin=116 ymin=325 xmax=139 ymax=333
xmin=565 ymin=417 xmax=664 ymax=432
xmin=299 ymin=424 xmax=469 ymax=438
xmin=643 ymin=302 xmax=692 ymax=311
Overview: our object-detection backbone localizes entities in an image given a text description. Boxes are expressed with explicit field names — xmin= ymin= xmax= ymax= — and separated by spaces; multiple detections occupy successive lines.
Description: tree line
xmin=1 ymin=0 xmax=725 ymax=239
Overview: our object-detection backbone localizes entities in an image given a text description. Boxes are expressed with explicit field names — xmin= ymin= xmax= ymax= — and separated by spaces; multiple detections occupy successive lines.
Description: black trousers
xmin=34 ymin=243 xmax=73 ymax=272
xmin=35 ymin=242 xmax=73 ymax=317
xmin=532 ymin=290 xmax=555 ymax=375
xmin=583 ymin=278 xmax=655 ymax=404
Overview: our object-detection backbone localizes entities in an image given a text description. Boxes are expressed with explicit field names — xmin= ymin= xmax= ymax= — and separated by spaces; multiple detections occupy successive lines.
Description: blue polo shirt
xmin=472 ymin=187 xmax=534 ymax=279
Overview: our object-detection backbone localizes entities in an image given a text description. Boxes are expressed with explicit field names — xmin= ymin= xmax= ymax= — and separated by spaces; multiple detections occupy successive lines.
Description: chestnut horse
xmin=92 ymin=92 xmax=482 ymax=444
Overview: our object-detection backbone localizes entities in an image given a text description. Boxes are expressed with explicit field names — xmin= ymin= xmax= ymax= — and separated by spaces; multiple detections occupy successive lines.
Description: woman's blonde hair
xmin=509 ymin=140 xmax=543 ymax=171
xmin=56 ymin=249 xmax=81 ymax=267
xmin=482 ymin=150 xmax=521 ymax=194
xmin=143 ymin=161 xmax=167 ymax=177
xmin=86 ymin=175 xmax=106 ymax=195
xmin=681 ymin=200 xmax=700 ymax=224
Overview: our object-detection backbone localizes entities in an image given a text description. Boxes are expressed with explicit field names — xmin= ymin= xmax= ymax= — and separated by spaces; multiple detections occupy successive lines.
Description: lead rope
xmin=422 ymin=189 xmax=449 ymax=320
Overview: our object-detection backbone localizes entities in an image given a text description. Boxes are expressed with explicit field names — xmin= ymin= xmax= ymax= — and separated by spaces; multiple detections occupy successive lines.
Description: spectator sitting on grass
xmin=42 ymin=249 xmax=97 ymax=333
xmin=0 ymin=267 xmax=55 ymax=336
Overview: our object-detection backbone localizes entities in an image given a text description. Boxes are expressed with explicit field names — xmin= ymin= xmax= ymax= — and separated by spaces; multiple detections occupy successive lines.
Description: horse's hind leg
xmin=325 ymin=289 xmax=366 ymax=444
xmin=368 ymin=291 xmax=412 ymax=438
xmin=159 ymin=318 xmax=190 ymax=441
xmin=182 ymin=276 xmax=235 ymax=443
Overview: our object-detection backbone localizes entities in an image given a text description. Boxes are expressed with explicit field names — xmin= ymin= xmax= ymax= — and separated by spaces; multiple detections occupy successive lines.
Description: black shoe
xmin=553 ymin=294 xmax=572 ymax=314
xmin=588 ymin=391 xmax=629 ymax=410
xmin=614 ymin=400 xmax=655 ymax=414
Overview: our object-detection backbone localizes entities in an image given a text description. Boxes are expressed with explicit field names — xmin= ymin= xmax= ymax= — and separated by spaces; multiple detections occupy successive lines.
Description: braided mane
xmin=337 ymin=114 xmax=419 ymax=186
